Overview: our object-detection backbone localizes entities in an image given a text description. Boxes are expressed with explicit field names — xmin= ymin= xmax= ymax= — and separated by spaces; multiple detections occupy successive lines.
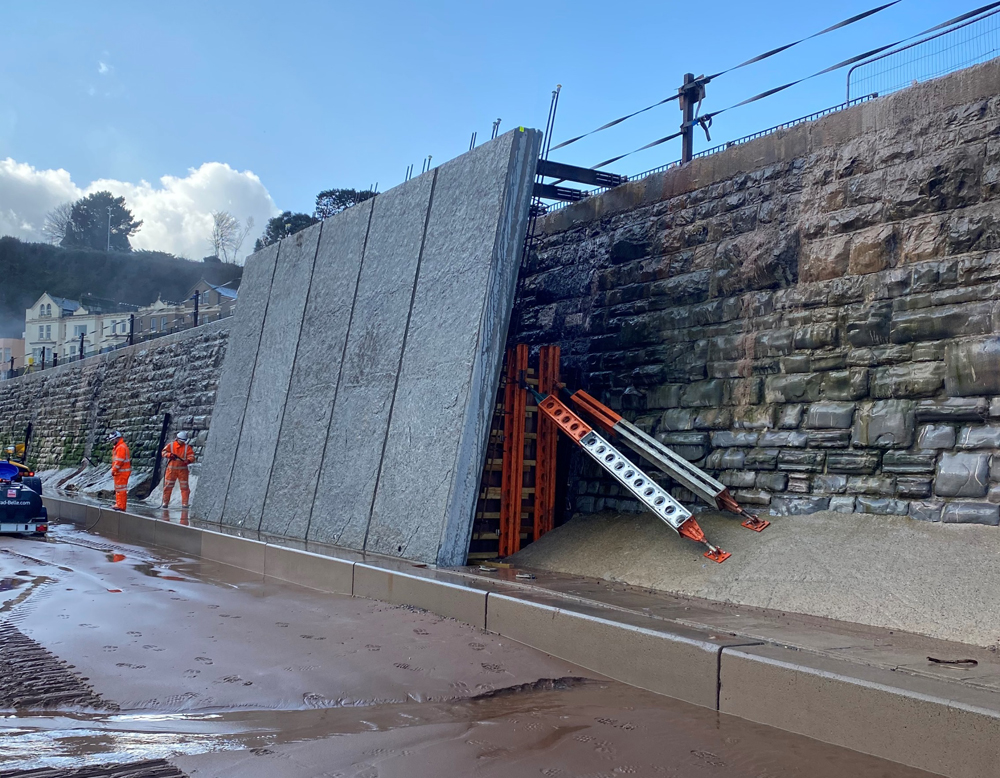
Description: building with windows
xmin=0 ymin=338 xmax=24 ymax=372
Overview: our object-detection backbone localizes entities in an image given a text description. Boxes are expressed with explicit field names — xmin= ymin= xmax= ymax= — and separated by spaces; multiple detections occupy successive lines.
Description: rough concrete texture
xmin=193 ymin=245 xmax=278 ymax=524
xmin=259 ymin=200 xmax=373 ymax=538
xmin=199 ymin=129 xmax=541 ymax=565
xmin=512 ymin=59 xmax=1000 ymax=528
xmin=510 ymin=509 xmax=1000 ymax=647
xmin=366 ymin=129 xmax=539 ymax=563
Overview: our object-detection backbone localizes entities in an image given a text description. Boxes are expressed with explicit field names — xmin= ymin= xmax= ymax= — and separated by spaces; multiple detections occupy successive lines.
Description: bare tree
xmin=208 ymin=211 xmax=255 ymax=264
xmin=42 ymin=202 xmax=74 ymax=245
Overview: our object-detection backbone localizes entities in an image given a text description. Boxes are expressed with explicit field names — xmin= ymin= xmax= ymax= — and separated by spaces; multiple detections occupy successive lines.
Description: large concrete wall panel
xmin=306 ymin=174 xmax=435 ymax=548
xmin=192 ymin=245 xmax=279 ymax=523
xmin=366 ymin=128 xmax=541 ymax=564
xmin=258 ymin=201 xmax=373 ymax=538
xmin=221 ymin=224 xmax=321 ymax=528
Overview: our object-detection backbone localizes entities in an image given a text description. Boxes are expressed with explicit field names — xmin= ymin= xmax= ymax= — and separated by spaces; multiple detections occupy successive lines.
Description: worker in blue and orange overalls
xmin=107 ymin=431 xmax=131 ymax=511
xmin=160 ymin=430 xmax=196 ymax=509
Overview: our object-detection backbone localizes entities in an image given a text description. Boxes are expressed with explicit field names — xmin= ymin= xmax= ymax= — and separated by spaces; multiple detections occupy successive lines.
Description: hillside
xmin=0 ymin=237 xmax=243 ymax=337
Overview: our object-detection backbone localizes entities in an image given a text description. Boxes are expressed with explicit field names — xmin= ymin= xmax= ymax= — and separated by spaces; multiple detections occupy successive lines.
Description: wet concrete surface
xmin=0 ymin=523 xmax=942 ymax=776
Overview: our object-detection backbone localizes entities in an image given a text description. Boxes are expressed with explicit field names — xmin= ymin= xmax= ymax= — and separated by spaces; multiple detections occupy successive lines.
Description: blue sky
xmin=0 ymin=0 xmax=988 ymax=257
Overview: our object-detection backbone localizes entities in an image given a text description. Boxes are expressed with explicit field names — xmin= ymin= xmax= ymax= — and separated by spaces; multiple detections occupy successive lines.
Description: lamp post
xmin=106 ymin=206 xmax=112 ymax=251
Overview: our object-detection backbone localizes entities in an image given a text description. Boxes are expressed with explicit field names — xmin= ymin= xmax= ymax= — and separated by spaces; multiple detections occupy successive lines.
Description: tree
xmin=42 ymin=202 xmax=74 ymax=245
xmin=61 ymin=191 xmax=142 ymax=252
xmin=208 ymin=211 xmax=255 ymax=264
xmin=314 ymin=188 xmax=376 ymax=220
xmin=253 ymin=211 xmax=318 ymax=251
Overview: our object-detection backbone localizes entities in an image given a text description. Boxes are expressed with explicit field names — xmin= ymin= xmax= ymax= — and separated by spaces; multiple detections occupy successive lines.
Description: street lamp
xmin=106 ymin=205 xmax=112 ymax=251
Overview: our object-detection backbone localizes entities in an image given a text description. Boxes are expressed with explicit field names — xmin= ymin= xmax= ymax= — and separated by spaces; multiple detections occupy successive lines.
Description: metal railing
xmin=848 ymin=8 xmax=1000 ymax=101
xmin=545 ymin=95 xmax=878 ymax=213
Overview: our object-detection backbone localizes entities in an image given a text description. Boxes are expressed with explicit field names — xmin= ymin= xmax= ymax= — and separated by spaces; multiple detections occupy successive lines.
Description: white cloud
xmin=0 ymin=158 xmax=279 ymax=262
xmin=97 ymin=61 xmax=110 ymax=75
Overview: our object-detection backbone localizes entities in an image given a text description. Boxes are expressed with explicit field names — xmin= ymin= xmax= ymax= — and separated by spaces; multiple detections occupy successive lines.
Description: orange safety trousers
xmin=111 ymin=439 xmax=132 ymax=510
xmin=162 ymin=462 xmax=190 ymax=507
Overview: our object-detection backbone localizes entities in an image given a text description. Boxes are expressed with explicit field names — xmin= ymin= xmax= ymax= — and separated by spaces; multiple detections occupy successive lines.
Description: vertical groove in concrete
xmin=300 ymin=202 xmax=377 ymax=542
xmin=360 ymin=169 xmax=439 ymax=556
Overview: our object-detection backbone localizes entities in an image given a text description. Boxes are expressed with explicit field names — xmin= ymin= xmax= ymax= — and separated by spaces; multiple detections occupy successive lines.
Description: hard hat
xmin=176 ymin=431 xmax=189 ymax=442
xmin=106 ymin=430 xmax=122 ymax=442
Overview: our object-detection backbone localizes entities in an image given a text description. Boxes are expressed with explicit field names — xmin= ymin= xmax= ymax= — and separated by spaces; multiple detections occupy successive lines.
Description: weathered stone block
xmin=745 ymin=448 xmax=779 ymax=470
xmin=756 ymin=472 xmax=788 ymax=492
xmin=890 ymin=302 xmax=993 ymax=344
xmin=786 ymin=475 xmax=811 ymax=493
xmin=731 ymin=406 xmax=776 ymax=430
xmin=793 ymin=324 xmax=838 ymax=350
xmin=944 ymin=336 xmax=1000 ymax=397
xmin=720 ymin=470 xmax=756 ymax=488
xmin=856 ymin=496 xmax=908 ymax=515
xmin=813 ymin=474 xmax=847 ymax=494
xmin=916 ymin=424 xmax=956 ymax=450
xmin=680 ymin=379 xmax=727 ymax=407
xmin=827 ymin=451 xmax=881 ymax=474
xmin=710 ymin=430 xmax=759 ymax=447
xmin=693 ymin=408 xmax=733 ymax=429
xmin=734 ymin=489 xmax=772 ymax=506
xmin=870 ymin=363 xmax=945 ymax=399
xmin=958 ymin=425 xmax=1000 ymax=449
xmin=942 ymin=502 xmax=1000 ymax=525
xmin=806 ymin=430 xmax=851 ymax=448
xmin=705 ymin=449 xmax=746 ymax=470
xmin=811 ymin=352 xmax=848 ymax=371
xmin=758 ymin=430 xmax=808 ymax=447
xmin=914 ymin=398 xmax=988 ymax=422
xmin=846 ymin=301 xmax=891 ymax=347
xmin=847 ymin=476 xmax=895 ymax=495
xmin=769 ymin=495 xmax=830 ymax=515
xmin=764 ymin=374 xmax=823 ymax=404
xmin=851 ymin=400 xmax=914 ymax=448
xmin=908 ymin=501 xmax=943 ymax=522
xmin=802 ymin=402 xmax=856 ymax=429
xmin=777 ymin=450 xmax=825 ymax=472
xmin=935 ymin=452 xmax=990 ymax=497
xmin=821 ymin=369 xmax=868 ymax=401
xmin=777 ymin=404 xmax=804 ymax=429
xmin=781 ymin=355 xmax=811 ymax=373
xmin=882 ymin=451 xmax=937 ymax=474
xmin=829 ymin=496 xmax=856 ymax=513
xmin=896 ymin=477 xmax=932 ymax=499
xmin=660 ymin=408 xmax=697 ymax=431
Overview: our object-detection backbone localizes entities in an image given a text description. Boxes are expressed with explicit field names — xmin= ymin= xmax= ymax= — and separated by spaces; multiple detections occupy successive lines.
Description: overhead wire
xmin=548 ymin=0 xmax=907 ymax=154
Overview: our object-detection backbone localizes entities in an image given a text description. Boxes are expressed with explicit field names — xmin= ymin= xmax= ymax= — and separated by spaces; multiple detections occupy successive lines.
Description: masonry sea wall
xmin=513 ymin=60 xmax=1000 ymax=525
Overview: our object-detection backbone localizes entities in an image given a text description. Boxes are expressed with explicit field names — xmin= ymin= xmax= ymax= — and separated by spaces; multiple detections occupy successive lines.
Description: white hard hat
xmin=106 ymin=430 xmax=122 ymax=442
xmin=176 ymin=431 xmax=189 ymax=442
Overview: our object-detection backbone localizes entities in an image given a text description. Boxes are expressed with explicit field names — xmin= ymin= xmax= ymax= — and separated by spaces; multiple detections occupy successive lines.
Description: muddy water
xmin=0 ymin=526 xmax=941 ymax=777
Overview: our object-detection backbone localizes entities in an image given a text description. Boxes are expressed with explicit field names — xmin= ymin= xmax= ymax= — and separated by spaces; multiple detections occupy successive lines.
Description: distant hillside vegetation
xmin=0 ymin=237 xmax=243 ymax=337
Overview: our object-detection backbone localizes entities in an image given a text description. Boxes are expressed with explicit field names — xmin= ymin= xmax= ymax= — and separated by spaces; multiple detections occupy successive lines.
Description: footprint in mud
xmin=183 ymin=669 xmax=200 ymax=678
xmin=142 ymin=645 xmax=165 ymax=652
xmin=276 ymin=622 xmax=289 ymax=628
xmin=451 ymin=681 xmax=470 ymax=692
xmin=614 ymin=767 xmax=638 ymax=774
xmin=469 ymin=642 xmax=486 ymax=651
xmin=251 ymin=748 xmax=275 ymax=756
xmin=195 ymin=656 xmax=213 ymax=665
xmin=127 ymin=631 xmax=141 ymax=637
xmin=394 ymin=663 xmax=423 ymax=671
xmin=480 ymin=663 xmax=505 ymax=673
xmin=102 ymin=645 xmax=117 ymax=652
xmin=219 ymin=614 xmax=241 ymax=619
xmin=365 ymin=644 xmax=381 ymax=651
xmin=691 ymin=750 xmax=726 ymax=767
xmin=78 ymin=624 xmax=98 ymax=629
xmin=593 ymin=740 xmax=616 ymax=755
xmin=299 ymin=635 xmax=326 ymax=640
xmin=218 ymin=675 xmax=243 ymax=684
xmin=116 ymin=663 xmax=147 ymax=669
xmin=206 ymin=604 xmax=220 ymax=609
xmin=57 ymin=614 xmax=69 ymax=619
xmin=303 ymin=692 xmax=333 ymax=708
xmin=597 ymin=717 xmax=637 ymax=731
xmin=573 ymin=735 xmax=593 ymax=743
xmin=163 ymin=692 xmax=199 ymax=705
xmin=413 ymin=628 xmax=429 ymax=635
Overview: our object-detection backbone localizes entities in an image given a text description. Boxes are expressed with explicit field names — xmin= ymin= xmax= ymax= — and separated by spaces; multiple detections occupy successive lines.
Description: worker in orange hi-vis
xmin=107 ymin=431 xmax=131 ymax=512
xmin=160 ymin=431 xmax=196 ymax=509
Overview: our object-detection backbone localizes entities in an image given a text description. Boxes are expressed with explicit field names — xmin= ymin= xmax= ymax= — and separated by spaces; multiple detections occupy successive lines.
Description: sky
xmin=0 ymin=0 xmax=990 ymax=262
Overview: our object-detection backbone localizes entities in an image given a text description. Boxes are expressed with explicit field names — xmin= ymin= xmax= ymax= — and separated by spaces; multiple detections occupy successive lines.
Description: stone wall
xmin=514 ymin=60 xmax=1000 ymax=526
xmin=0 ymin=320 xmax=229 ymax=475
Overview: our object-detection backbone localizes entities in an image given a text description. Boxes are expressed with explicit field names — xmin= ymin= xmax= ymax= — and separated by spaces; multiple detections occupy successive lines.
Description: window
xmin=150 ymin=318 xmax=157 ymax=332
xmin=38 ymin=326 xmax=44 ymax=340
xmin=161 ymin=317 xmax=167 ymax=330
xmin=45 ymin=325 xmax=51 ymax=340
xmin=2 ymin=348 xmax=9 ymax=363
xmin=73 ymin=325 xmax=87 ymax=337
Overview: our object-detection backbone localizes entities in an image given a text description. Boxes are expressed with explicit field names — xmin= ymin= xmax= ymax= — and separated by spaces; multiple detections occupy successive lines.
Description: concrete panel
xmin=263 ymin=544 xmax=354 ymax=595
xmin=41 ymin=496 xmax=65 ymax=521
xmin=117 ymin=512 xmax=155 ymax=546
xmin=63 ymin=500 xmax=87 ymax=524
xmin=201 ymin=530 xmax=266 ymax=574
xmin=307 ymin=174 xmax=435 ymax=548
xmin=153 ymin=520 xmax=203 ymax=558
xmin=222 ymin=223 xmax=321 ymax=530
xmin=354 ymin=563 xmax=487 ymax=628
xmin=487 ymin=592 xmax=744 ymax=709
xmin=366 ymin=128 xmax=541 ymax=565
xmin=192 ymin=243 xmax=280 ymax=524
xmin=259 ymin=201 xmax=373 ymax=538
xmin=720 ymin=644 xmax=1000 ymax=778
xmin=89 ymin=505 xmax=114 ymax=537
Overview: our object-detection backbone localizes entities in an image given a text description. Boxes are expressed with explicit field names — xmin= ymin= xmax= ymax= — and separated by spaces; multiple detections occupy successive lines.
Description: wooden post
xmin=499 ymin=344 xmax=528 ymax=557
xmin=535 ymin=345 xmax=560 ymax=540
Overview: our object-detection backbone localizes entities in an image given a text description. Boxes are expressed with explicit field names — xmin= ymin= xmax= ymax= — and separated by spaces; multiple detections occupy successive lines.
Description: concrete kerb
xmin=39 ymin=494 xmax=1000 ymax=777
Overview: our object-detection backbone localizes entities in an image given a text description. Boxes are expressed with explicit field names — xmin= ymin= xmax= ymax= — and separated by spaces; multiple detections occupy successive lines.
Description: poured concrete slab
xmin=221 ymin=223 xmax=321 ymax=529
xmin=306 ymin=174 xmax=435 ymax=548
xmin=259 ymin=202 xmax=372 ymax=538
xmin=366 ymin=128 xmax=541 ymax=565
xmin=191 ymin=243 xmax=279 ymax=524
